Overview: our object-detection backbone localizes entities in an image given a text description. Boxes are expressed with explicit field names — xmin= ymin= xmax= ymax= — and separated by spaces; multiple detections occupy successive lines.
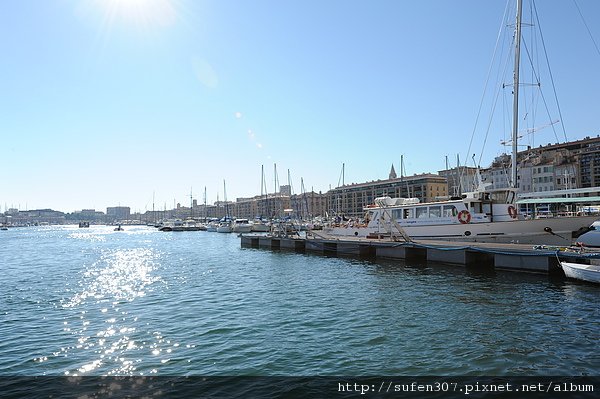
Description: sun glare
xmin=97 ymin=0 xmax=178 ymax=30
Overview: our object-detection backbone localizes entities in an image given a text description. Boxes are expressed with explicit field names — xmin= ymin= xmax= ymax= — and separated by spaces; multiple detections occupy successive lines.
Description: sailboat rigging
xmin=323 ymin=0 xmax=599 ymax=245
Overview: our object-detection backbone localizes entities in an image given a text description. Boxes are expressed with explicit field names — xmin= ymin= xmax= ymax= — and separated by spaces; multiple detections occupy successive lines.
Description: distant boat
xmin=217 ymin=180 xmax=233 ymax=233
xmin=216 ymin=218 xmax=233 ymax=233
xmin=79 ymin=221 xmax=90 ymax=228
xmin=0 ymin=225 xmax=7 ymax=231
xmin=560 ymin=261 xmax=600 ymax=284
xmin=232 ymin=218 xmax=252 ymax=233
xmin=114 ymin=224 xmax=124 ymax=231
xmin=159 ymin=219 xmax=202 ymax=232
xmin=205 ymin=219 xmax=219 ymax=232
xmin=182 ymin=219 xmax=201 ymax=231
xmin=251 ymin=218 xmax=270 ymax=232
xmin=159 ymin=219 xmax=182 ymax=232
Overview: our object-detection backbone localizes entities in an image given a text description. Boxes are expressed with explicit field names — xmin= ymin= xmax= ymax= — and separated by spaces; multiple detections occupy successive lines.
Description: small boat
xmin=0 ymin=225 xmax=8 ymax=231
xmin=232 ymin=218 xmax=253 ymax=233
xmin=78 ymin=221 xmax=90 ymax=228
xmin=159 ymin=219 xmax=183 ymax=232
xmin=251 ymin=218 xmax=270 ymax=232
xmin=205 ymin=219 xmax=219 ymax=232
xmin=216 ymin=220 xmax=233 ymax=233
xmin=560 ymin=261 xmax=600 ymax=284
xmin=114 ymin=224 xmax=124 ymax=231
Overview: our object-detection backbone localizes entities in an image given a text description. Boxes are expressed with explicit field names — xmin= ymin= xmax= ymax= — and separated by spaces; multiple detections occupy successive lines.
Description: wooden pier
xmin=240 ymin=232 xmax=600 ymax=274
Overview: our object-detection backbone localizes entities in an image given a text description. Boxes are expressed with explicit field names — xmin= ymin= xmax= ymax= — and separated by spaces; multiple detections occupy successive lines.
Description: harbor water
xmin=0 ymin=225 xmax=598 ymax=376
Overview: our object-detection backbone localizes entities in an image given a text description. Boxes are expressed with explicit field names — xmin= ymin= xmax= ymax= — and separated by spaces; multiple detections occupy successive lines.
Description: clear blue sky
xmin=1 ymin=0 xmax=599 ymax=213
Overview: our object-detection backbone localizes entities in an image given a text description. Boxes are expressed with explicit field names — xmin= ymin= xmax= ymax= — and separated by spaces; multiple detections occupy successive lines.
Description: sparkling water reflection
xmin=0 ymin=225 xmax=598 ymax=376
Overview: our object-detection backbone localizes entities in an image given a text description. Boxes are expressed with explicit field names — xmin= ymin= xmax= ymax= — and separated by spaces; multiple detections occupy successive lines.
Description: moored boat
xmin=205 ymin=219 xmax=219 ymax=232
xmin=216 ymin=220 xmax=233 ymax=233
xmin=323 ymin=190 xmax=599 ymax=246
xmin=324 ymin=0 xmax=600 ymax=246
xmin=232 ymin=218 xmax=253 ymax=233
xmin=560 ymin=261 xmax=600 ymax=284
xmin=250 ymin=218 xmax=270 ymax=232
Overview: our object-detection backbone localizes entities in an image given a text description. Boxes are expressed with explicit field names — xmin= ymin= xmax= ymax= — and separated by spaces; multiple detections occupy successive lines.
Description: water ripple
xmin=0 ymin=226 xmax=598 ymax=376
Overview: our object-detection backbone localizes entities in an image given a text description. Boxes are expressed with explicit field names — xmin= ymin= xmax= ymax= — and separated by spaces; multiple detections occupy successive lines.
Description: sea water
xmin=0 ymin=225 xmax=598 ymax=376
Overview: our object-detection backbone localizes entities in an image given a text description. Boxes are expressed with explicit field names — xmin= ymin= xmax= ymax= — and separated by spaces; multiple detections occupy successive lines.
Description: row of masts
xmin=156 ymin=0 xmax=526 ymax=220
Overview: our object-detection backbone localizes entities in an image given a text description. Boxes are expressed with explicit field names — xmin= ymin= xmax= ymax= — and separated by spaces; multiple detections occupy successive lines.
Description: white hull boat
xmin=216 ymin=222 xmax=232 ymax=233
xmin=251 ymin=221 xmax=270 ymax=232
xmin=324 ymin=195 xmax=598 ymax=246
xmin=560 ymin=261 xmax=600 ymax=284
xmin=232 ymin=219 xmax=253 ymax=233
xmin=325 ymin=1 xmax=600 ymax=247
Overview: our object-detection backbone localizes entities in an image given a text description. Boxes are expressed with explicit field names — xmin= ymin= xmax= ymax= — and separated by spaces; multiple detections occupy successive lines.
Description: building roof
xmin=331 ymin=173 xmax=446 ymax=191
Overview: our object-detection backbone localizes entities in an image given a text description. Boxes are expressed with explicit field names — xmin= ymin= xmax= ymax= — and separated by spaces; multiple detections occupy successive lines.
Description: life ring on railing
xmin=458 ymin=210 xmax=471 ymax=224
xmin=508 ymin=205 xmax=518 ymax=219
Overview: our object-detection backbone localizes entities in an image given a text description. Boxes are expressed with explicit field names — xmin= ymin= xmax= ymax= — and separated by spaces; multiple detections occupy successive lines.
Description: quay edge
xmin=240 ymin=234 xmax=600 ymax=275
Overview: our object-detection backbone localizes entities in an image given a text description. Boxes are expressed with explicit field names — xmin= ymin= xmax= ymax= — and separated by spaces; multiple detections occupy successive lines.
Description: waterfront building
xmin=66 ymin=209 xmax=105 ymax=224
xmin=290 ymin=191 xmax=327 ymax=219
xmin=480 ymin=154 xmax=512 ymax=190
xmin=106 ymin=206 xmax=131 ymax=222
xmin=481 ymin=136 xmax=600 ymax=193
xmin=438 ymin=166 xmax=478 ymax=196
xmin=326 ymin=169 xmax=448 ymax=218
xmin=8 ymin=209 xmax=66 ymax=225
xmin=225 ymin=190 xmax=326 ymax=220
xmin=233 ymin=196 xmax=261 ymax=219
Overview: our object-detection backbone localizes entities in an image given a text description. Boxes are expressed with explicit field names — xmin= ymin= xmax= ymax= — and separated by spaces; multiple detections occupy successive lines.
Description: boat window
xmin=392 ymin=209 xmax=403 ymax=220
xmin=429 ymin=206 xmax=441 ymax=218
xmin=416 ymin=207 xmax=428 ymax=218
xmin=443 ymin=205 xmax=457 ymax=217
xmin=404 ymin=208 xmax=414 ymax=219
xmin=472 ymin=202 xmax=483 ymax=213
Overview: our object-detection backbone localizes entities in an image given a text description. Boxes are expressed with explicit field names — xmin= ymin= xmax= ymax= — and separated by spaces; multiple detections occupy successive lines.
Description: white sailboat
xmin=323 ymin=0 xmax=599 ymax=246
xmin=217 ymin=180 xmax=233 ymax=233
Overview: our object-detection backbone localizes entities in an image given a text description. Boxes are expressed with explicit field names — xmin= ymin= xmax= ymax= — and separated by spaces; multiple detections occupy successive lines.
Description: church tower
xmin=389 ymin=164 xmax=397 ymax=179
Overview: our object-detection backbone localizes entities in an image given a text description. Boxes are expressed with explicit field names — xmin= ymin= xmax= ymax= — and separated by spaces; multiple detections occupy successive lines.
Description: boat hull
xmin=560 ymin=262 xmax=600 ymax=284
xmin=232 ymin=225 xmax=253 ymax=233
xmin=324 ymin=215 xmax=599 ymax=246
xmin=251 ymin=223 xmax=270 ymax=232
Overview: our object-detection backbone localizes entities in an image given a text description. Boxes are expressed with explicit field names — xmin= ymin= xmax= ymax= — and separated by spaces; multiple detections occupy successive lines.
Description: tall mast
xmin=511 ymin=0 xmax=523 ymax=189
xmin=274 ymin=163 xmax=278 ymax=194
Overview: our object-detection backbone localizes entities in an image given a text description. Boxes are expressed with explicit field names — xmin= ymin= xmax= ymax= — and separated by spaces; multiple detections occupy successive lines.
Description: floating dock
xmin=240 ymin=232 xmax=600 ymax=274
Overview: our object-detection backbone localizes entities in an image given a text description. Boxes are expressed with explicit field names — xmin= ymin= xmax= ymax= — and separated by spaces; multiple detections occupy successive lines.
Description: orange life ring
xmin=508 ymin=205 xmax=517 ymax=219
xmin=458 ymin=210 xmax=471 ymax=224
